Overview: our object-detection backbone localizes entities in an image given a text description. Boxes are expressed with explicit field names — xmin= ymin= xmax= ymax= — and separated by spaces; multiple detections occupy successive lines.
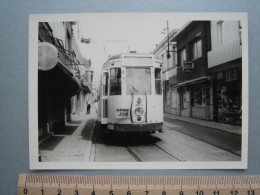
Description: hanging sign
xmin=38 ymin=42 xmax=59 ymax=71
xmin=182 ymin=61 xmax=194 ymax=72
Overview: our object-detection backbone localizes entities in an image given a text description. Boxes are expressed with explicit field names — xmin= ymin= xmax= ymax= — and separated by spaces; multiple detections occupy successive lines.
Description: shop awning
xmin=38 ymin=61 xmax=80 ymax=98
xmin=176 ymin=76 xmax=209 ymax=87
xmin=80 ymin=83 xmax=91 ymax=93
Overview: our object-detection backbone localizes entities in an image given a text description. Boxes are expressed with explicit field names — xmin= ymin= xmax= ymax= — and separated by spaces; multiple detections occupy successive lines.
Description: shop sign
xmin=182 ymin=61 xmax=194 ymax=72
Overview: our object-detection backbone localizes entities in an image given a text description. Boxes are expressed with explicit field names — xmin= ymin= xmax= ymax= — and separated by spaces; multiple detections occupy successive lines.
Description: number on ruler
xmin=75 ymin=189 xmax=79 ymax=195
xmin=248 ymin=190 xmax=255 ymax=195
xmin=230 ymin=190 xmax=238 ymax=195
xmin=23 ymin=188 xmax=28 ymax=194
xmin=196 ymin=191 xmax=204 ymax=195
xmin=179 ymin=191 xmax=184 ymax=195
xmin=110 ymin=190 xmax=114 ymax=195
xmin=162 ymin=191 xmax=166 ymax=195
xmin=145 ymin=190 xmax=149 ymax=195
xmin=58 ymin=189 xmax=62 ymax=195
xmin=213 ymin=191 xmax=220 ymax=195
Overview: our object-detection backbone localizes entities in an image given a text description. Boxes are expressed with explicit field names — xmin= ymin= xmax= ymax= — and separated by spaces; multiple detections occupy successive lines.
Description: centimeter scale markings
xmin=18 ymin=174 xmax=260 ymax=195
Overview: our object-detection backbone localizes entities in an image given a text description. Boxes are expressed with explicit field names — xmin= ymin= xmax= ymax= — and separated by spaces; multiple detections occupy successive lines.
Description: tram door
xmin=101 ymin=70 xmax=109 ymax=124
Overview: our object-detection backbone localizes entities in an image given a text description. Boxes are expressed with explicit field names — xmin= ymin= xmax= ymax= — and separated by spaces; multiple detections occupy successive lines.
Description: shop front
xmin=177 ymin=77 xmax=211 ymax=120
xmin=38 ymin=62 xmax=80 ymax=138
xmin=211 ymin=66 xmax=242 ymax=126
xmin=38 ymin=42 xmax=80 ymax=139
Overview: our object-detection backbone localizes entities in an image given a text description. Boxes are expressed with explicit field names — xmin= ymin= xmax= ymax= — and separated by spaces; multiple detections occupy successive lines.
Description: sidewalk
xmin=164 ymin=113 xmax=241 ymax=135
xmin=39 ymin=107 xmax=97 ymax=162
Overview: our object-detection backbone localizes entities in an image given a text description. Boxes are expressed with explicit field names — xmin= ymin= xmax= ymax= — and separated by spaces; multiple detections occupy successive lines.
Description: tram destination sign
xmin=116 ymin=108 xmax=130 ymax=118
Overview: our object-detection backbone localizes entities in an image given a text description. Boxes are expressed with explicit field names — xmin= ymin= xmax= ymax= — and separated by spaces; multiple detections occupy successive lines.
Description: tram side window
xmin=103 ymin=99 xmax=108 ymax=118
xmin=110 ymin=68 xmax=121 ymax=95
xmin=103 ymin=72 xmax=108 ymax=96
xmin=155 ymin=68 xmax=162 ymax=95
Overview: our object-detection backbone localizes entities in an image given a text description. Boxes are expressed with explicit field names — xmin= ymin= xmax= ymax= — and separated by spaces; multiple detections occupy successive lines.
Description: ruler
xmin=18 ymin=174 xmax=260 ymax=195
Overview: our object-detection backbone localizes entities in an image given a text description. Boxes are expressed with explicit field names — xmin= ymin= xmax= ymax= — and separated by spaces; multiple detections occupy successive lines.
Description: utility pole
xmin=167 ymin=20 xmax=171 ymax=59
xmin=165 ymin=20 xmax=177 ymax=59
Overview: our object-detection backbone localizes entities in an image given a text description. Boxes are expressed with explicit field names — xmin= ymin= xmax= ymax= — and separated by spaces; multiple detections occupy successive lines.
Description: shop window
xmin=110 ymin=68 xmax=121 ymax=95
xmin=171 ymin=90 xmax=178 ymax=109
xmin=155 ymin=68 xmax=162 ymax=95
xmin=192 ymin=39 xmax=202 ymax=60
xmin=205 ymin=88 xmax=210 ymax=106
xmin=216 ymin=85 xmax=241 ymax=125
xmin=182 ymin=88 xmax=190 ymax=110
xmin=193 ymin=86 xmax=210 ymax=107
xmin=217 ymin=86 xmax=227 ymax=109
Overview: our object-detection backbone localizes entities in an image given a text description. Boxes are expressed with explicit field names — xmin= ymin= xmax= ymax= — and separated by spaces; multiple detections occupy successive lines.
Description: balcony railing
xmin=38 ymin=22 xmax=81 ymax=73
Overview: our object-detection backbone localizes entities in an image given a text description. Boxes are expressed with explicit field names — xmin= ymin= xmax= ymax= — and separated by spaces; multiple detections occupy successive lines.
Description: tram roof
xmin=105 ymin=53 xmax=161 ymax=62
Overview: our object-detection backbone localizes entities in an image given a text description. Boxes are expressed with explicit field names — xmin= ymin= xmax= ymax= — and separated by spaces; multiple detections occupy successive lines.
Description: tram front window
xmin=110 ymin=68 xmax=121 ymax=95
xmin=126 ymin=68 xmax=151 ymax=95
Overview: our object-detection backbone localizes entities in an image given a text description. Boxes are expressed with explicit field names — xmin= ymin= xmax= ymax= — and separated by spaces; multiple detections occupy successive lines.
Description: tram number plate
xmin=116 ymin=109 xmax=129 ymax=118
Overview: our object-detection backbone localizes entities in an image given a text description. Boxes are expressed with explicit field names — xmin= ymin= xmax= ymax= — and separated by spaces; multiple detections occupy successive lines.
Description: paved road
xmin=163 ymin=117 xmax=241 ymax=155
xmin=91 ymin=118 xmax=241 ymax=162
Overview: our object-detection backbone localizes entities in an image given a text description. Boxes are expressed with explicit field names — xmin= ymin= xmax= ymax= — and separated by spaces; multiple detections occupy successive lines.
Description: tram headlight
xmin=135 ymin=107 xmax=144 ymax=116
xmin=137 ymin=97 xmax=141 ymax=104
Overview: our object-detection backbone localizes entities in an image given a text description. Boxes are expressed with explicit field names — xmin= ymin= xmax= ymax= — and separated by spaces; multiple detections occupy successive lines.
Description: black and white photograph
xmin=29 ymin=13 xmax=248 ymax=169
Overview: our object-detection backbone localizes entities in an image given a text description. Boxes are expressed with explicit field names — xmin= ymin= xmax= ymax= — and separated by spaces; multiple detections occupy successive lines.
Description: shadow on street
xmin=39 ymin=136 xmax=64 ymax=151
xmin=81 ymin=119 xmax=96 ymax=140
xmin=93 ymin=123 xmax=162 ymax=147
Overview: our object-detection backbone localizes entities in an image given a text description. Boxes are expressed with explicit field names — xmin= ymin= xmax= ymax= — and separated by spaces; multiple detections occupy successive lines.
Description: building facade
xmin=71 ymin=58 xmax=93 ymax=117
xmin=152 ymin=29 xmax=179 ymax=114
xmin=174 ymin=21 xmax=212 ymax=120
xmin=153 ymin=20 xmax=242 ymax=126
xmin=38 ymin=22 xmax=92 ymax=141
xmin=208 ymin=21 xmax=242 ymax=125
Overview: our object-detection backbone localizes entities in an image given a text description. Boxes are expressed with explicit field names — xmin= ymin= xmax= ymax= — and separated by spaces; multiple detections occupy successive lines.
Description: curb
xmin=164 ymin=114 xmax=241 ymax=135
xmin=83 ymin=113 xmax=97 ymax=162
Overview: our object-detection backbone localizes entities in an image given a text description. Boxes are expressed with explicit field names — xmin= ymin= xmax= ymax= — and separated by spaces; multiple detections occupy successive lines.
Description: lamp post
xmin=166 ymin=20 xmax=177 ymax=59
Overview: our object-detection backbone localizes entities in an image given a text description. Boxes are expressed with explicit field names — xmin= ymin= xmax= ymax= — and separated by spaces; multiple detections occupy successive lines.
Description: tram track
xmin=124 ymin=146 xmax=142 ymax=162
xmin=125 ymin=123 xmax=240 ymax=162
xmin=93 ymin=121 xmax=240 ymax=162
xmin=124 ymin=142 xmax=182 ymax=162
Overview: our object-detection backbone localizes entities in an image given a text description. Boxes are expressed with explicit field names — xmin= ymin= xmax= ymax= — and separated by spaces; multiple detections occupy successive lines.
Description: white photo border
xmin=29 ymin=12 xmax=248 ymax=170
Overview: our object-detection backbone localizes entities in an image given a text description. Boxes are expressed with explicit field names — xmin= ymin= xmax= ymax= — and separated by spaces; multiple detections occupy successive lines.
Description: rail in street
xmin=91 ymin=118 xmax=241 ymax=162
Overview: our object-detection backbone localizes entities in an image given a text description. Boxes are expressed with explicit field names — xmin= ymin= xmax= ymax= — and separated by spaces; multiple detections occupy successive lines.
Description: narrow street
xmin=92 ymin=116 xmax=241 ymax=162
xmin=39 ymin=108 xmax=241 ymax=163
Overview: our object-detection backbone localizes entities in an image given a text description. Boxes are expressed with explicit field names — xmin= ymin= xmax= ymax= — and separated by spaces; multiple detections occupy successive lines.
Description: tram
xmin=97 ymin=53 xmax=163 ymax=133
